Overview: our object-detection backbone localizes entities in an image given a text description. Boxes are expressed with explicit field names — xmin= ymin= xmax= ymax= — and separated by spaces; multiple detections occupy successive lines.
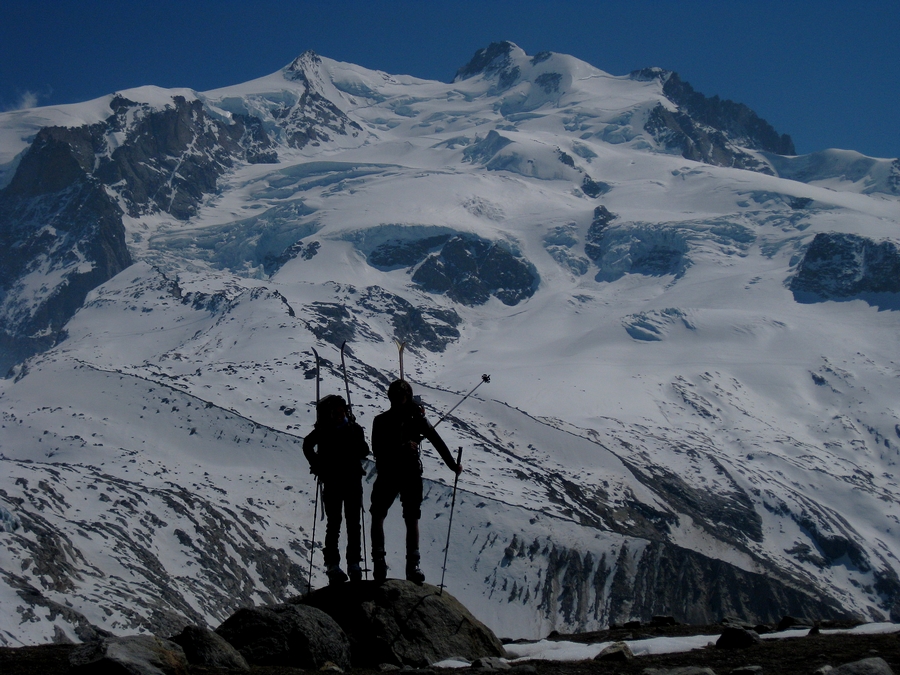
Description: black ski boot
xmin=348 ymin=563 xmax=362 ymax=582
xmin=327 ymin=565 xmax=348 ymax=585
xmin=373 ymin=550 xmax=388 ymax=582
xmin=406 ymin=551 xmax=425 ymax=585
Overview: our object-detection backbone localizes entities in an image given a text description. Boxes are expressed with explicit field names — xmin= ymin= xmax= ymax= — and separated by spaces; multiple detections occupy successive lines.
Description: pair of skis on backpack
xmin=311 ymin=340 xmax=489 ymax=431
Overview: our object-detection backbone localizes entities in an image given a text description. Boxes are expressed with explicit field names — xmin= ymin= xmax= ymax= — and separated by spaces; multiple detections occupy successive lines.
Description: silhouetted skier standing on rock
xmin=303 ymin=394 xmax=369 ymax=584
xmin=370 ymin=379 xmax=462 ymax=583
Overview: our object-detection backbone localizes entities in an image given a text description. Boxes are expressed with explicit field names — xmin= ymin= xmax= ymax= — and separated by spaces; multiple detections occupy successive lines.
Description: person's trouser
xmin=369 ymin=468 xmax=423 ymax=561
xmin=322 ymin=479 xmax=363 ymax=567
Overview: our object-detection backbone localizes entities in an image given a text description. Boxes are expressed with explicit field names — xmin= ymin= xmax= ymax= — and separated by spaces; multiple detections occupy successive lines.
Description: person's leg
xmin=322 ymin=483 xmax=348 ymax=584
xmin=404 ymin=517 xmax=419 ymax=558
xmin=345 ymin=480 xmax=363 ymax=581
xmin=399 ymin=475 xmax=425 ymax=583
xmin=369 ymin=474 xmax=397 ymax=582
xmin=322 ymin=483 xmax=343 ymax=568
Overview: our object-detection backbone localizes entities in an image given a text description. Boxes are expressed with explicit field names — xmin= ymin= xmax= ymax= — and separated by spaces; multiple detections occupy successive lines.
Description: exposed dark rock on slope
xmin=281 ymin=51 xmax=365 ymax=148
xmin=634 ymin=68 xmax=794 ymax=171
xmin=791 ymin=232 xmax=900 ymax=307
xmin=0 ymin=130 xmax=131 ymax=372
xmin=498 ymin=535 xmax=851 ymax=630
xmin=1 ymin=451 xmax=310 ymax=642
xmin=656 ymin=70 xmax=795 ymax=155
xmin=0 ymin=94 xmax=277 ymax=372
xmin=95 ymin=95 xmax=278 ymax=219
xmin=411 ymin=235 xmax=539 ymax=306
xmin=455 ymin=41 xmax=522 ymax=91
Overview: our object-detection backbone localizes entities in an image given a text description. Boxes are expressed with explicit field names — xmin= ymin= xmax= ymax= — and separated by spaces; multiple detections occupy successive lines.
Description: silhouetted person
xmin=303 ymin=394 xmax=369 ymax=584
xmin=370 ymin=380 xmax=462 ymax=583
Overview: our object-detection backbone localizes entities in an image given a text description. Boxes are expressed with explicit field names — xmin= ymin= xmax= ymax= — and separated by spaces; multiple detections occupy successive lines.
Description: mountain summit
xmin=0 ymin=43 xmax=899 ymax=646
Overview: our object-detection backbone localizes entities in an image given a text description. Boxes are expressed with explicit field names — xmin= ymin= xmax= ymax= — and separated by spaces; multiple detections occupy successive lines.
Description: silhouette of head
xmin=317 ymin=394 xmax=347 ymax=424
xmin=387 ymin=379 xmax=413 ymax=406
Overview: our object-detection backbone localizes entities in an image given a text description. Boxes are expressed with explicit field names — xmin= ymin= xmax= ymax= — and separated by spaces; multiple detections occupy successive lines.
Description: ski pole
xmin=306 ymin=347 xmax=322 ymax=593
xmin=434 ymin=374 xmax=490 ymax=428
xmin=439 ymin=446 xmax=464 ymax=596
xmin=361 ymin=500 xmax=369 ymax=581
xmin=341 ymin=341 xmax=369 ymax=579
xmin=308 ymin=479 xmax=320 ymax=593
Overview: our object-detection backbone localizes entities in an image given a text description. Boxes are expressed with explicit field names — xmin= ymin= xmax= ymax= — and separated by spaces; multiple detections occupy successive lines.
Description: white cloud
xmin=2 ymin=90 xmax=42 ymax=112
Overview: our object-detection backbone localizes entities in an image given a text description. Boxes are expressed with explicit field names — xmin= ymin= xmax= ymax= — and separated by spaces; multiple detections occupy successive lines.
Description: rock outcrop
xmin=411 ymin=235 xmax=538 ymax=306
xmin=295 ymin=579 xmax=507 ymax=668
xmin=215 ymin=602 xmax=351 ymax=670
xmin=0 ymin=93 xmax=278 ymax=372
xmin=168 ymin=625 xmax=249 ymax=672
xmin=791 ymin=232 xmax=900 ymax=307
xmin=632 ymin=68 xmax=794 ymax=171
xmin=455 ymin=41 xmax=522 ymax=91
xmin=69 ymin=634 xmax=188 ymax=675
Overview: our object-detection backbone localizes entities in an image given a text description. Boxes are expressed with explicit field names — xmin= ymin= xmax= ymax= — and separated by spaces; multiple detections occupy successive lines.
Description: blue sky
xmin=2 ymin=0 xmax=898 ymax=159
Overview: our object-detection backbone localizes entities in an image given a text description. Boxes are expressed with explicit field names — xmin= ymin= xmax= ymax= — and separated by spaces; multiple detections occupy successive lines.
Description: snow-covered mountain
xmin=2 ymin=41 xmax=900 ymax=646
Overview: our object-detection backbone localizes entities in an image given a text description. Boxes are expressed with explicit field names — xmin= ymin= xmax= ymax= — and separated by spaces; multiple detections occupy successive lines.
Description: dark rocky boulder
xmin=791 ymin=232 xmax=900 ymax=307
xmin=214 ymin=603 xmax=351 ymax=669
xmin=5 ymin=621 xmax=900 ymax=675
xmin=594 ymin=641 xmax=634 ymax=661
xmin=168 ymin=625 xmax=249 ymax=671
xmin=777 ymin=615 xmax=815 ymax=631
xmin=716 ymin=626 xmax=762 ymax=649
xmin=294 ymin=579 xmax=506 ymax=668
xmin=69 ymin=634 xmax=188 ymax=675
xmin=830 ymin=657 xmax=896 ymax=675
